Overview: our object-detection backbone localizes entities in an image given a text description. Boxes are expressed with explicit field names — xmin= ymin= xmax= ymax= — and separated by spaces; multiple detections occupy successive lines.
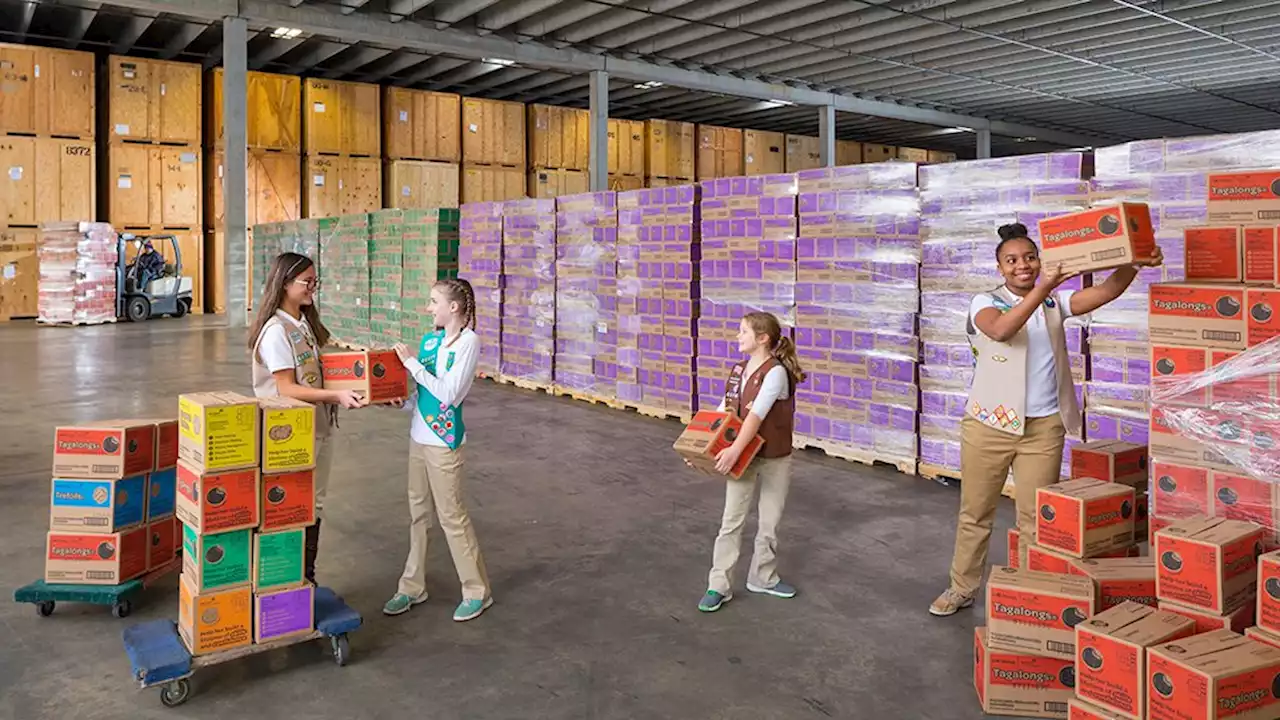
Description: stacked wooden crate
xmin=785 ymin=135 xmax=823 ymax=173
xmin=744 ymin=130 xmax=786 ymax=176
xmin=607 ymin=119 xmax=645 ymax=191
xmin=0 ymin=44 xmax=96 ymax=321
xmin=104 ymin=56 xmax=204 ymax=312
xmin=461 ymin=97 xmax=526 ymax=203
xmin=528 ymin=104 xmax=590 ymax=198
xmin=302 ymin=79 xmax=381 ymax=219
xmin=695 ymin=125 xmax=744 ymax=180
xmin=205 ymin=69 xmax=302 ymax=313
xmin=382 ymin=88 xmax=461 ymax=210
xmin=644 ymin=120 xmax=696 ymax=187
xmin=836 ymin=141 xmax=864 ymax=166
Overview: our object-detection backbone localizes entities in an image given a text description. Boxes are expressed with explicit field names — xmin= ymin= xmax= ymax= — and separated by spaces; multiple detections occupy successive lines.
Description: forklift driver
xmin=136 ymin=239 xmax=166 ymax=292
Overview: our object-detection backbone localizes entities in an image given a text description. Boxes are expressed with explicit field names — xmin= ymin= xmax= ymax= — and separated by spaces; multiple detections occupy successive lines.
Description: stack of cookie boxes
xmin=175 ymin=391 xmax=318 ymax=656
xmin=46 ymin=419 xmax=180 ymax=585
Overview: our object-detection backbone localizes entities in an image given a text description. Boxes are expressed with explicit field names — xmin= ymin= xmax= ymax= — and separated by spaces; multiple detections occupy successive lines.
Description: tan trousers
xmin=708 ymin=455 xmax=793 ymax=594
xmin=397 ymin=442 xmax=491 ymax=601
xmin=314 ymin=432 xmax=333 ymax=520
xmin=949 ymin=415 xmax=1065 ymax=596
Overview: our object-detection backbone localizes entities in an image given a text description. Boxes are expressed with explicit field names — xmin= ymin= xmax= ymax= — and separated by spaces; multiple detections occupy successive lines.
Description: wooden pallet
xmin=795 ymin=438 xmax=916 ymax=476
xmin=500 ymin=375 xmax=553 ymax=394
xmin=37 ymin=317 xmax=118 ymax=327
xmin=552 ymin=385 xmax=622 ymax=409
xmin=917 ymin=462 xmax=963 ymax=484
xmin=620 ymin=403 xmax=692 ymax=425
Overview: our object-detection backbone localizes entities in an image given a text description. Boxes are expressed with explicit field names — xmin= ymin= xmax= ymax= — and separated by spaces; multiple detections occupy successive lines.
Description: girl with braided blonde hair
xmin=385 ymin=278 xmax=493 ymax=621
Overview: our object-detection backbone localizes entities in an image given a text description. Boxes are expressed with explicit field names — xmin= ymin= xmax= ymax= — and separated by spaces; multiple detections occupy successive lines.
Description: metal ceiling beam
xmin=99 ymin=0 xmax=1114 ymax=145
xmin=111 ymin=12 xmax=157 ymax=54
xmin=17 ymin=0 xmax=36 ymax=42
xmin=341 ymin=0 xmax=373 ymax=15
xmin=429 ymin=0 xmax=501 ymax=27
xmin=475 ymin=0 xmax=562 ymax=35
xmin=423 ymin=61 xmax=507 ymax=91
xmin=592 ymin=0 xmax=756 ymax=52
xmin=63 ymin=3 xmax=101 ymax=50
xmin=279 ymin=40 xmax=348 ymax=72
xmin=398 ymin=56 xmax=471 ymax=86
xmin=249 ymin=33 xmax=309 ymax=71
xmin=516 ymin=0 xmax=618 ymax=38
xmin=322 ymin=46 xmax=392 ymax=78
xmin=559 ymin=0 xmax=701 ymax=45
xmin=1111 ymin=0 xmax=1280 ymax=63
xmin=354 ymin=51 xmax=431 ymax=84
xmin=159 ymin=22 xmax=207 ymax=60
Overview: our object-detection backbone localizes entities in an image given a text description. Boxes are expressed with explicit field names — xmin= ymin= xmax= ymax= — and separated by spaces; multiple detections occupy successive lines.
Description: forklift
xmin=117 ymin=233 xmax=193 ymax=322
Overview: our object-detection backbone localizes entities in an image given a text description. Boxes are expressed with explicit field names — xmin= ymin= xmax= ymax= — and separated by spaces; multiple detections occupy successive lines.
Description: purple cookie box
xmin=1085 ymin=409 xmax=1150 ymax=445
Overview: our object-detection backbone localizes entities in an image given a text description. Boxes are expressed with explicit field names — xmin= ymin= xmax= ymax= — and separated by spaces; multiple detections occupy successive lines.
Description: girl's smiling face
xmin=736 ymin=319 xmax=766 ymax=354
xmin=427 ymin=285 xmax=457 ymax=328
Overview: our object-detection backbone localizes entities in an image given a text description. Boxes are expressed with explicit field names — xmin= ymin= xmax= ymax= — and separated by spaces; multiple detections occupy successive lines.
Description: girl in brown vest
xmin=929 ymin=224 xmax=1161 ymax=617
xmin=699 ymin=311 xmax=806 ymax=613
xmin=249 ymin=253 xmax=367 ymax=584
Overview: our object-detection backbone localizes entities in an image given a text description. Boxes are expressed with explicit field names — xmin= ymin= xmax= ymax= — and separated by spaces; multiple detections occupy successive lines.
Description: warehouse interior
xmin=4 ymin=0 xmax=1280 ymax=718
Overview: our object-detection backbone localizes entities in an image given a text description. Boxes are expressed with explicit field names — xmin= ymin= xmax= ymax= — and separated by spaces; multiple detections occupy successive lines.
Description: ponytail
xmin=743 ymin=311 xmax=805 ymax=387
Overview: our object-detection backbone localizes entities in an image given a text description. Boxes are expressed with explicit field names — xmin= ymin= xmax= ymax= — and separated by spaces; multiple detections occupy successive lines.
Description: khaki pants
xmin=708 ymin=455 xmax=793 ymax=594
xmin=948 ymin=415 xmax=1065 ymax=596
xmin=314 ymin=432 xmax=333 ymax=520
xmin=397 ymin=442 xmax=491 ymax=601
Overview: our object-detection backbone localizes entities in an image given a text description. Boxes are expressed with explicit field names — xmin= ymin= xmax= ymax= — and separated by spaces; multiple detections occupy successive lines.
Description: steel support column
xmin=975 ymin=128 xmax=992 ymax=159
xmin=588 ymin=70 xmax=608 ymax=192
xmin=222 ymin=16 xmax=249 ymax=326
xmin=818 ymin=104 xmax=836 ymax=167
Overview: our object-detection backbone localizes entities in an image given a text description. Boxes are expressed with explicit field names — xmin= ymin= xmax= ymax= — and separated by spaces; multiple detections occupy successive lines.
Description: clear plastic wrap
xmin=252 ymin=219 xmax=323 ymax=305
xmin=616 ymin=185 xmax=699 ymax=415
xmin=460 ymin=202 xmax=504 ymax=376
xmin=1095 ymin=130 xmax=1280 ymax=177
xmin=697 ymin=174 xmax=798 ymax=410
xmin=554 ymin=192 xmax=618 ymax=400
xmin=367 ymin=210 xmax=404 ymax=347
xmin=37 ymin=222 xmax=118 ymax=325
xmin=317 ymin=214 xmax=370 ymax=348
xmin=501 ymin=199 xmax=556 ymax=387
xmin=399 ymin=208 xmax=460 ymax=347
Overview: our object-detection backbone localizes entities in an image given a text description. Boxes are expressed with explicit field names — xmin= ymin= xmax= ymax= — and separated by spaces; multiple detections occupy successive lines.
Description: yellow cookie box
xmin=258 ymin=397 xmax=316 ymax=473
xmin=178 ymin=392 xmax=259 ymax=472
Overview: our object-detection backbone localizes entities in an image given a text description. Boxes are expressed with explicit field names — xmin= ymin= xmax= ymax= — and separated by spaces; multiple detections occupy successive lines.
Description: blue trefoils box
xmin=49 ymin=475 xmax=147 ymax=533
xmin=147 ymin=467 xmax=177 ymax=520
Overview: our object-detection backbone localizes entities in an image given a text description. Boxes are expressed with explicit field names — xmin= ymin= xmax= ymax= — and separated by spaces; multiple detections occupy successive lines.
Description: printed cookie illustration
xmin=1216 ymin=295 xmax=1241 ymax=317
xmin=1039 ymin=504 xmax=1056 ymax=523
xmin=1215 ymin=420 xmax=1243 ymax=441
xmin=1120 ymin=500 xmax=1133 ymax=519
xmin=1161 ymin=550 xmax=1184 ymax=573
xmin=1157 ymin=474 xmax=1177 ymax=494
xmin=98 ymin=541 xmax=115 ymax=559
xmin=1218 ymin=487 xmax=1239 ymax=506
xmin=1152 ymin=672 xmax=1175 ymax=698
xmin=1097 ymin=214 xmax=1120 ymax=235
xmin=1154 ymin=357 xmax=1176 ymax=375
xmin=201 ymin=608 xmax=219 ymax=624
xmin=267 ymin=485 xmax=287 ymax=505
xmin=1059 ymin=666 xmax=1076 ymax=689
xmin=1081 ymin=646 xmax=1104 ymax=671
xmin=1266 ymin=577 xmax=1280 ymax=600
xmin=103 ymin=436 xmax=120 ymax=454
xmin=206 ymin=544 xmax=225 ymax=564
xmin=1062 ymin=606 xmax=1087 ymax=628
xmin=268 ymin=425 xmax=293 ymax=442
xmin=93 ymin=487 xmax=109 ymax=505
xmin=206 ymin=486 xmax=227 ymax=506
xmin=151 ymin=531 xmax=161 ymax=547
xmin=352 ymin=360 xmax=365 ymax=378
xmin=1253 ymin=301 xmax=1274 ymax=323
xmin=372 ymin=362 xmax=386 ymax=379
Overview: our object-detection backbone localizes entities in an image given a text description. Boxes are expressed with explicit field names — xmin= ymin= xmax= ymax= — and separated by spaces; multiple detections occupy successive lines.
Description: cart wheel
xmin=36 ymin=601 xmax=55 ymax=617
xmin=331 ymin=634 xmax=350 ymax=667
xmin=112 ymin=599 xmax=132 ymax=618
xmin=159 ymin=679 xmax=190 ymax=708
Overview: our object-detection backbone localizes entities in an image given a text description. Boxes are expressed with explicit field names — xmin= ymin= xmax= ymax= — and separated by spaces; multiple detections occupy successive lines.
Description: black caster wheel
xmin=113 ymin=599 xmax=132 ymax=618
xmin=331 ymin=634 xmax=350 ymax=667
xmin=36 ymin=601 xmax=55 ymax=617
xmin=160 ymin=679 xmax=190 ymax=707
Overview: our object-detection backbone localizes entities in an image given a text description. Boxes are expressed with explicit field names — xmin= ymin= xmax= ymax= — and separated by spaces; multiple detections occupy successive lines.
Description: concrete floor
xmin=0 ymin=318 xmax=1020 ymax=720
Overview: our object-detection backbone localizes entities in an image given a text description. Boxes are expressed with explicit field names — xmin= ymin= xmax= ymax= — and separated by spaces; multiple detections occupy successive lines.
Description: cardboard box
xmin=255 ymin=583 xmax=315 ymax=644
xmin=1243 ymin=225 xmax=1278 ymax=285
xmin=253 ymin=527 xmax=305 ymax=591
xmin=321 ymin=349 xmax=409 ymax=404
xmin=1207 ymin=169 xmax=1280 ymax=224
xmin=1148 ymin=629 xmax=1280 ymax=720
xmin=1067 ymin=698 xmax=1128 ymax=720
xmin=672 ymin=411 xmax=764 ymax=480
xmin=1212 ymin=470 xmax=1280 ymax=538
xmin=52 ymin=421 xmax=156 ymax=479
xmin=1036 ymin=479 xmax=1136 ymax=558
xmin=1009 ymin=528 xmax=1022 ymax=569
xmin=975 ymin=626 xmax=1076 ymax=719
xmin=1149 ymin=411 xmax=1233 ymax=472
xmin=175 ymin=461 xmax=260 ymax=534
xmin=178 ymin=392 xmax=260 ymax=472
xmin=181 ymin=524 xmax=252 ymax=592
xmin=1151 ymin=344 xmax=1210 ymax=406
xmin=1258 ymin=550 xmax=1280 ymax=635
xmin=261 ymin=469 xmax=316 ymax=532
xmin=1075 ymin=601 xmax=1196 ymax=719
xmin=258 ymin=397 xmax=317 ymax=473
xmin=1246 ymin=286 xmax=1280 ymax=347
xmin=178 ymin=574 xmax=252 ymax=656
xmin=147 ymin=467 xmax=177 ymax=520
xmin=1148 ymin=283 xmax=1247 ymax=351
xmin=1037 ymin=203 xmax=1156 ymax=274
xmin=49 ymin=475 xmax=146 ymax=533
xmin=150 ymin=418 xmax=179 ymax=469
xmin=986 ymin=565 xmax=1097 ymax=660
xmin=1155 ymin=516 xmax=1265 ymax=613
xmin=45 ymin=528 xmax=148 ymax=585
xmin=1208 ymin=349 xmax=1276 ymax=406
xmin=147 ymin=515 xmax=179 ymax=570
xmin=1069 ymin=441 xmax=1148 ymax=485
xmin=1151 ymin=460 xmax=1213 ymax=519
xmin=1158 ymin=599 xmax=1254 ymax=635
xmin=1245 ymin=626 xmax=1280 ymax=650
xmin=1069 ymin=557 xmax=1157 ymax=610
xmin=1028 ymin=543 xmax=1137 ymax=576
xmin=1185 ymin=226 xmax=1247 ymax=283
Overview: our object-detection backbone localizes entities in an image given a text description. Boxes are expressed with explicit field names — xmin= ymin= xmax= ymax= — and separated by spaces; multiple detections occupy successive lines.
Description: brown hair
xmin=744 ymin=311 xmax=805 ymax=387
xmin=436 ymin=277 xmax=477 ymax=331
xmin=247 ymin=252 xmax=330 ymax=352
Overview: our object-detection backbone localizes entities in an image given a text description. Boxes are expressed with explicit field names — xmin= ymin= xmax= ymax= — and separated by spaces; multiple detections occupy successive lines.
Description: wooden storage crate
xmin=303 ymin=155 xmax=381 ymax=218
xmin=383 ymin=87 xmax=460 ymax=162
xmin=0 ymin=43 xmax=94 ymax=138
xmin=696 ymin=125 xmax=743 ymax=180
xmin=836 ymin=140 xmax=863 ymax=165
xmin=744 ymin=130 xmax=785 ymax=175
xmin=106 ymin=56 xmax=201 ymax=145
xmin=460 ymin=164 xmax=525 ymax=203
xmin=385 ymin=160 xmax=459 ymax=209
xmin=896 ymin=147 xmax=929 ymax=163
xmin=644 ymin=119 xmax=694 ymax=181
xmin=206 ymin=150 xmax=302 ymax=228
xmin=206 ymin=69 xmax=301 ymax=152
xmin=608 ymin=174 xmax=644 ymax=192
xmin=608 ymin=119 xmax=644 ymax=177
xmin=123 ymin=227 xmax=203 ymax=313
xmin=528 ymin=168 xmax=588 ymax=198
xmin=785 ymin=135 xmax=823 ymax=172
xmin=927 ymin=149 xmax=958 ymax=164
xmin=0 ymin=226 xmax=37 ymax=320
xmin=528 ymin=104 xmax=589 ymax=172
xmin=107 ymin=144 xmax=202 ymax=228
xmin=462 ymin=97 xmax=525 ymax=167
xmin=862 ymin=143 xmax=896 ymax=163
xmin=0 ymin=136 xmax=95 ymax=226
xmin=303 ymin=78 xmax=380 ymax=156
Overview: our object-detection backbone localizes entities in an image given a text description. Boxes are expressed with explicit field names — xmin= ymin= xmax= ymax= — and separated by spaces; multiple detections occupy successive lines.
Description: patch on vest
xmin=423 ymin=336 xmax=440 ymax=352
xmin=972 ymin=402 xmax=1022 ymax=431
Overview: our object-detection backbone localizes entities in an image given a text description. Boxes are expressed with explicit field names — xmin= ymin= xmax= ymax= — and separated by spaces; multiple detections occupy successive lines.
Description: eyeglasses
xmin=292 ymin=278 xmax=321 ymax=289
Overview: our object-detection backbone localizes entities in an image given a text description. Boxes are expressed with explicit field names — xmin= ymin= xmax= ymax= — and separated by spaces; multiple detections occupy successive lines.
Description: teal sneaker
xmin=698 ymin=590 xmax=732 ymax=612
xmin=382 ymin=591 xmax=428 ymax=616
xmin=747 ymin=581 xmax=797 ymax=599
xmin=453 ymin=596 xmax=493 ymax=622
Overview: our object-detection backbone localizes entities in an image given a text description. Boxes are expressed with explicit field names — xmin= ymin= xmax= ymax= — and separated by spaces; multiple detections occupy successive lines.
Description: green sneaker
xmin=382 ymin=591 xmax=428 ymax=616
xmin=453 ymin=596 xmax=493 ymax=622
xmin=698 ymin=590 xmax=732 ymax=612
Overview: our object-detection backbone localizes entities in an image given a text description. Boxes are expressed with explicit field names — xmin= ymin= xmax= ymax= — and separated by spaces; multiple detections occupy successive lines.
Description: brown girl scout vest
xmin=252 ymin=314 xmax=334 ymax=435
xmin=723 ymin=357 xmax=795 ymax=459
xmin=965 ymin=285 xmax=1081 ymax=438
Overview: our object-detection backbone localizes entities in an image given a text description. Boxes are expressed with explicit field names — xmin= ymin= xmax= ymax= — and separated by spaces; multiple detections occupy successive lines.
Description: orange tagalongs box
xmin=1148 ymin=283 xmax=1247 ymax=351
xmin=1155 ymin=516 xmax=1265 ymax=614
xmin=1147 ymin=629 xmax=1280 ymax=720
xmin=1207 ymin=169 xmax=1280 ymax=224
xmin=975 ymin=627 xmax=1076 ymax=719
xmin=1037 ymin=203 xmax=1156 ymax=275
xmin=321 ymin=349 xmax=409 ymax=404
xmin=672 ymin=411 xmax=764 ymax=480
xmin=986 ymin=565 xmax=1097 ymax=660
xmin=1036 ymin=478 xmax=1136 ymax=559
xmin=175 ymin=461 xmax=261 ymax=534
xmin=45 ymin=528 xmax=148 ymax=585
xmin=1074 ymin=601 xmax=1196 ymax=720
xmin=1068 ymin=557 xmax=1157 ymax=610
xmin=52 ymin=421 xmax=157 ymax=479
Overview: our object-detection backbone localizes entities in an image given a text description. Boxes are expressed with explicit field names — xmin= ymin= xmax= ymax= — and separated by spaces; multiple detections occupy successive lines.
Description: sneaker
xmin=382 ymin=591 xmax=429 ymax=616
xmin=453 ymin=596 xmax=493 ymax=622
xmin=746 ymin=581 xmax=797 ymax=599
xmin=929 ymin=588 xmax=974 ymax=617
xmin=698 ymin=590 xmax=732 ymax=612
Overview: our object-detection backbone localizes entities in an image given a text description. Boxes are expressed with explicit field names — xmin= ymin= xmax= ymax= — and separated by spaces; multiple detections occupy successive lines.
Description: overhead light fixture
xmin=633 ymin=80 xmax=663 ymax=90
xmin=951 ymin=126 xmax=973 ymax=133
xmin=271 ymin=27 xmax=303 ymax=39
xmin=483 ymin=57 xmax=516 ymax=67
xmin=1014 ymin=136 xmax=1038 ymax=143
xmin=760 ymin=100 xmax=796 ymax=109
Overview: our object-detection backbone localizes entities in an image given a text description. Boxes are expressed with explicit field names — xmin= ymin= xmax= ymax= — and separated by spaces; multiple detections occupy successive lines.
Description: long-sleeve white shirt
xmin=401 ymin=328 xmax=479 ymax=447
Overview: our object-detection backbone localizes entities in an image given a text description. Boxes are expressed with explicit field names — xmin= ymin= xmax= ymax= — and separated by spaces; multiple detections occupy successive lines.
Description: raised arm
xmin=1069 ymin=247 xmax=1163 ymax=317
